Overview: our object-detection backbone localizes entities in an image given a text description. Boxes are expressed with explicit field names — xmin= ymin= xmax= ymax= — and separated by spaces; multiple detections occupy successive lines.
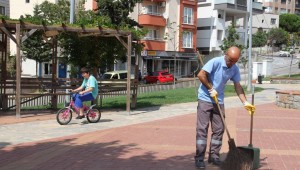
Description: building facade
xmin=259 ymin=0 xmax=300 ymax=15
xmin=197 ymin=0 xmax=263 ymax=58
xmin=130 ymin=0 xmax=198 ymax=78
xmin=236 ymin=13 xmax=279 ymax=33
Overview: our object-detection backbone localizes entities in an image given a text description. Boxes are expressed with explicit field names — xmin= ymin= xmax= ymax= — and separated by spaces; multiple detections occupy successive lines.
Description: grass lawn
xmin=278 ymin=74 xmax=300 ymax=78
xmin=21 ymin=85 xmax=263 ymax=110
xmin=263 ymin=74 xmax=300 ymax=81
xmin=101 ymin=85 xmax=263 ymax=110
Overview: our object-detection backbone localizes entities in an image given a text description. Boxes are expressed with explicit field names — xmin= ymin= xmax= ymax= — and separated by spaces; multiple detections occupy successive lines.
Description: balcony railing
xmin=141 ymin=39 xmax=165 ymax=51
xmin=138 ymin=14 xmax=166 ymax=27
xmin=142 ymin=37 xmax=164 ymax=41
xmin=214 ymin=0 xmax=263 ymax=11
xmin=140 ymin=11 xmax=163 ymax=16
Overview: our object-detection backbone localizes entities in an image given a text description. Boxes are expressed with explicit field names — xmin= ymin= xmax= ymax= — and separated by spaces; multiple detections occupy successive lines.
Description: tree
xmin=252 ymin=29 xmax=267 ymax=48
xmin=95 ymin=0 xmax=143 ymax=27
xmin=22 ymin=0 xmax=146 ymax=77
xmin=268 ymin=28 xmax=289 ymax=46
xmin=219 ymin=22 xmax=244 ymax=53
xmin=21 ymin=30 xmax=52 ymax=76
xmin=279 ymin=14 xmax=300 ymax=33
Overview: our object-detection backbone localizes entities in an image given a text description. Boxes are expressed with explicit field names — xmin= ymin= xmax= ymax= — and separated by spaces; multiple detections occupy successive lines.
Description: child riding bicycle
xmin=72 ymin=67 xmax=98 ymax=119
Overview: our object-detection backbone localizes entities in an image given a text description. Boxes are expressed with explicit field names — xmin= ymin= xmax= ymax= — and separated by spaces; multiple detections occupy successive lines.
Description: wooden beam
xmin=0 ymin=21 xmax=131 ymax=36
xmin=15 ymin=23 xmax=21 ymax=118
xmin=115 ymin=35 xmax=128 ymax=50
xmin=0 ymin=26 xmax=17 ymax=45
xmin=126 ymin=34 xmax=132 ymax=113
xmin=21 ymin=29 xmax=37 ymax=42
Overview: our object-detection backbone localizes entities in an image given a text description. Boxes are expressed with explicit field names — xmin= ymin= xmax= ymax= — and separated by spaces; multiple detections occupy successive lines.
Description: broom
xmin=212 ymin=96 xmax=253 ymax=170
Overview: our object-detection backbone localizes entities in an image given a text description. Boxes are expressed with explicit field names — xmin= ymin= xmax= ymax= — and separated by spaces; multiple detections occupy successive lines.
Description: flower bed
xmin=276 ymin=90 xmax=300 ymax=109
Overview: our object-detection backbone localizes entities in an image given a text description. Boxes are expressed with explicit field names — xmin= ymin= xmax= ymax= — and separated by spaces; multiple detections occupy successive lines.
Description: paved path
xmin=0 ymin=84 xmax=300 ymax=169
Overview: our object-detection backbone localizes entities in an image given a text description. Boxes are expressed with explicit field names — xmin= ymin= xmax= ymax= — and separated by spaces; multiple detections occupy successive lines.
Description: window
xmin=26 ymin=0 xmax=30 ymax=3
xmin=271 ymin=18 xmax=276 ymax=25
xmin=264 ymin=7 xmax=272 ymax=13
xmin=119 ymin=73 xmax=127 ymax=79
xmin=183 ymin=7 xmax=193 ymax=25
xmin=280 ymin=8 xmax=287 ymax=14
xmin=183 ymin=31 xmax=192 ymax=48
xmin=0 ymin=6 xmax=5 ymax=15
xmin=145 ymin=5 xmax=158 ymax=15
xmin=217 ymin=30 xmax=223 ymax=40
xmin=262 ymin=19 xmax=264 ymax=23
xmin=144 ymin=29 xmax=159 ymax=40
xmin=44 ymin=63 xmax=52 ymax=75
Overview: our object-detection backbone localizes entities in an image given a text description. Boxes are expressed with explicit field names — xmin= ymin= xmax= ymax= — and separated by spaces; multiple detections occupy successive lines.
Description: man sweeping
xmin=194 ymin=46 xmax=255 ymax=169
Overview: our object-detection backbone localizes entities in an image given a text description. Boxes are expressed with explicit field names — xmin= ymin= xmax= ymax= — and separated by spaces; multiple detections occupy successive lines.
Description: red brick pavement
xmin=0 ymin=103 xmax=299 ymax=170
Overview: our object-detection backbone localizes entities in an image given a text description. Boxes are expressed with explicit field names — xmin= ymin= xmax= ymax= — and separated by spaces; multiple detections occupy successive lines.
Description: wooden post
xmin=15 ymin=24 xmax=21 ymax=118
xmin=131 ymin=48 xmax=139 ymax=109
xmin=126 ymin=34 xmax=132 ymax=113
xmin=51 ymin=36 xmax=58 ymax=109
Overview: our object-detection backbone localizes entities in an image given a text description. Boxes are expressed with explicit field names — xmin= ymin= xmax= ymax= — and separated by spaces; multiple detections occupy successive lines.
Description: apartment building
xmin=259 ymin=0 xmax=297 ymax=14
xmin=197 ymin=0 xmax=264 ymax=58
xmin=130 ymin=0 xmax=198 ymax=78
xmin=0 ymin=0 xmax=10 ymax=80
xmin=236 ymin=13 xmax=279 ymax=33
xmin=0 ymin=0 xmax=9 ymax=16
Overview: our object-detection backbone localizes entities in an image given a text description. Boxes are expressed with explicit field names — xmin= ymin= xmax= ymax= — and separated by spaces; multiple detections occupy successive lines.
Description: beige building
xmin=236 ymin=13 xmax=279 ymax=33
xmin=259 ymin=0 xmax=300 ymax=15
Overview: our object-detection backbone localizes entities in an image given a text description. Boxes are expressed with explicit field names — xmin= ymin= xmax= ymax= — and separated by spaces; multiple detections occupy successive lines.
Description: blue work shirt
xmin=198 ymin=56 xmax=241 ymax=104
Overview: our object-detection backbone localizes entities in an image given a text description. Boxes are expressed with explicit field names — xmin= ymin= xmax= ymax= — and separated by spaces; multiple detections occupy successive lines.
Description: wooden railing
xmin=0 ymin=78 xmax=139 ymax=111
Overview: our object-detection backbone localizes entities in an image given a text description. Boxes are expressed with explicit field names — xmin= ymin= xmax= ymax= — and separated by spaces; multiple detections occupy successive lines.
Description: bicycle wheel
xmin=56 ymin=108 xmax=73 ymax=125
xmin=86 ymin=108 xmax=101 ymax=123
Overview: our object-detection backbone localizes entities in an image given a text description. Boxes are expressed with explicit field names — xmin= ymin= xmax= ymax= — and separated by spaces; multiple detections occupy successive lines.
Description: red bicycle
xmin=56 ymin=92 xmax=101 ymax=125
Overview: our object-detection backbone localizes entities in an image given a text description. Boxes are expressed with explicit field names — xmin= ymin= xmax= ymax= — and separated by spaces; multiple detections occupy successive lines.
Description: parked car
xmin=279 ymin=50 xmax=291 ymax=57
xmin=143 ymin=71 xmax=174 ymax=84
xmin=101 ymin=70 xmax=134 ymax=80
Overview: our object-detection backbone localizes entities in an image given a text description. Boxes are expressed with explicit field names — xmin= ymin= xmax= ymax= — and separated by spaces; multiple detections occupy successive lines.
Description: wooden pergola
xmin=0 ymin=19 xmax=134 ymax=117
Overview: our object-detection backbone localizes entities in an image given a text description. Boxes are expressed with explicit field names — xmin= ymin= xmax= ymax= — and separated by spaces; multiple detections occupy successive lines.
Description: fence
xmin=2 ymin=79 xmax=200 ymax=110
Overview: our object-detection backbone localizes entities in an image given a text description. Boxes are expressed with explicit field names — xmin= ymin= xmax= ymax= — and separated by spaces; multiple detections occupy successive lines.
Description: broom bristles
xmin=221 ymin=148 xmax=253 ymax=170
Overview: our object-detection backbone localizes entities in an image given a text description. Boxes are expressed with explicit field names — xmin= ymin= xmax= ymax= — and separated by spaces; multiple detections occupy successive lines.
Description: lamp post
xmin=173 ymin=31 xmax=176 ymax=89
xmin=247 ymin=0 xmax=253 ymax=92
xmin=165 ymin=22 xmax=178 ymax=89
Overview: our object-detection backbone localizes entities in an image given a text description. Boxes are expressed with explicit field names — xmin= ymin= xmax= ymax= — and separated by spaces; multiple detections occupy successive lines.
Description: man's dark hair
xmin=80 ymin=67 xmax=89 ymax=74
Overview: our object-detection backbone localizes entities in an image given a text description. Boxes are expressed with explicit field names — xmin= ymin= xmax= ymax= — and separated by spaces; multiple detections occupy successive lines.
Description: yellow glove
xmin=243 ymin=101 xmax=255 ymax=115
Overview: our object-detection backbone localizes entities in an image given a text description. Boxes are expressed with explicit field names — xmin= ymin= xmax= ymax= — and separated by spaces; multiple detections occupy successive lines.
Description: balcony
xmin=214 ymin=0 xmax=263 ymax=14
xmin=139 ymin=14 xmax=166 ymax=27
xmin=183 ymin=0 xmax=197 ymax=5
xmin=141 ymin=39 xmax=165 ymax=51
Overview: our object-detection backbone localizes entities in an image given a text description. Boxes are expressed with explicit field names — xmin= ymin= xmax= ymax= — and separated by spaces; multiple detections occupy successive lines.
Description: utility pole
xmin=166 ymin=22 xmax=178 ymax=90
xmin=247 ymin=0 xmax=253 ymax=92
xmin=173 ymin=30 xmax=176 ymax=89
xmin=70 ymin=0 xmax=75 ymax=24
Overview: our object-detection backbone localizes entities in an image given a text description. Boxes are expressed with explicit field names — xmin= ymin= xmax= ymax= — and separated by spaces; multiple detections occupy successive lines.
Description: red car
xmin=143 ymin=71 xmax=174 ymax=84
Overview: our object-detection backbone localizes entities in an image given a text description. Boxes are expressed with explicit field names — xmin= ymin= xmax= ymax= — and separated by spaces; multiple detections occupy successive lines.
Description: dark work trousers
xmin=195 ymin=99 xmax=225 ymax=161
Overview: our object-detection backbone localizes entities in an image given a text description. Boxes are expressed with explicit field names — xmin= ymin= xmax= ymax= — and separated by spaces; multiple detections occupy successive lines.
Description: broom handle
xmin=250 ymin=87 xmax=255 ymax=146
xmin=213 ymin=96 xmax=232 ymax=139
